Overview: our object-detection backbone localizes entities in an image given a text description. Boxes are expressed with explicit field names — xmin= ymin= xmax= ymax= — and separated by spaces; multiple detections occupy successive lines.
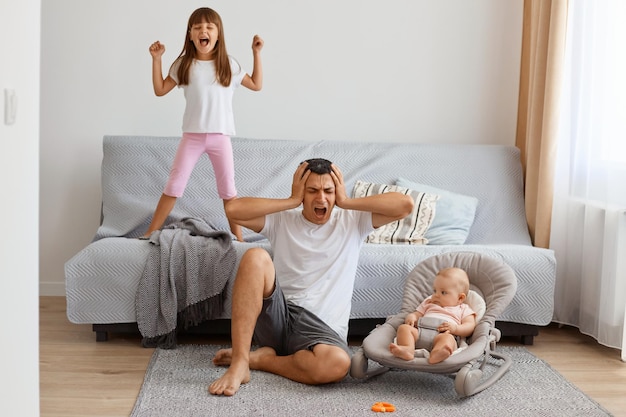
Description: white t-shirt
xmin=169 ymin=56 xmax=246 ymax=135
xmin=261 ymin=208 xmax=374 ymax=340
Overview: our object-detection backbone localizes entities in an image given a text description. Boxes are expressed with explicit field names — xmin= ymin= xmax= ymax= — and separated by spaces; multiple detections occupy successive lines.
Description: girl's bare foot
xmin=227 ymin=214 xmax=243 ymax=242
xmin=233 ymin=228 xmax=244 ymax=242
xmin=389 ymin=343 xmax=414 ymax=361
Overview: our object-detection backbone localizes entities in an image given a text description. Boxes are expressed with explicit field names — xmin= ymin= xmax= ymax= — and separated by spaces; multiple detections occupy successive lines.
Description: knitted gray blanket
xmin=136 ymin=218 xmax=237 ymax=348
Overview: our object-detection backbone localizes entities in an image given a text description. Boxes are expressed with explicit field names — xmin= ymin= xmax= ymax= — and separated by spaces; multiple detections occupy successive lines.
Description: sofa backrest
xmin=95 ymin=135 xmax=531 ymax=245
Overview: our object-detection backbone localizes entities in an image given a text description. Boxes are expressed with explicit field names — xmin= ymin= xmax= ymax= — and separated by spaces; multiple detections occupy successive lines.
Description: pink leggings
xmin=164 ymin=132 xmax=237 ymax=199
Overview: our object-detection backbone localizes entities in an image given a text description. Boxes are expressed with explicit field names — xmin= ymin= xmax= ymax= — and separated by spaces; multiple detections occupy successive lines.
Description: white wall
xmin=40 ymin=0 xmax=523 ymax=295
xmin=1 ymin=1 xmax=41 ymax=415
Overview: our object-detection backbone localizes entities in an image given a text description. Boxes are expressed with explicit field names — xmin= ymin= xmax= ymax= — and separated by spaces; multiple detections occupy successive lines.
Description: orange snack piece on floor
xmin=371 ymin=402 xmax=396 ymax=412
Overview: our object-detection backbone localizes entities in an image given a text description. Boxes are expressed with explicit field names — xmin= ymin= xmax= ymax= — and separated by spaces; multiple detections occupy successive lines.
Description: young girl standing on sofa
xmin=142 ymin=7 xmax=263 ymax=241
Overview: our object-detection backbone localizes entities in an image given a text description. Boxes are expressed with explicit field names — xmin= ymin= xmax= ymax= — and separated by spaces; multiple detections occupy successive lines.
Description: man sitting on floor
xmin=209 ymin=158 xmax=413 ymax=396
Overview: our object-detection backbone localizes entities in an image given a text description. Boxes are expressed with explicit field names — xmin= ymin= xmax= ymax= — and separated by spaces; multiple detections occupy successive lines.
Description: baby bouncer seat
xmin=350 ymin=252 xmax=517 ymax=397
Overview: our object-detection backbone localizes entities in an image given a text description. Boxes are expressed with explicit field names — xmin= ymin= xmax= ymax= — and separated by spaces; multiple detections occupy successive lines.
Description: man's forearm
xmin=339 ymin=192 xmax=413 ymax=217
xmin=226 ymin=196 xmax=301 ymax=222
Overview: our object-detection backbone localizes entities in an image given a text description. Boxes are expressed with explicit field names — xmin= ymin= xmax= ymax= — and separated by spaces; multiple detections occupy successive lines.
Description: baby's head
xmin=431 ymin=267 xmax=470 ymax=307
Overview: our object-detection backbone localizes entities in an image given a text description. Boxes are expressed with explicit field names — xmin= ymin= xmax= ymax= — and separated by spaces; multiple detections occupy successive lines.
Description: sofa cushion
xmin=352 ymin=181 xmax=439 ymax=244
xmin=396 ymin=178 xmax=478 ymax=245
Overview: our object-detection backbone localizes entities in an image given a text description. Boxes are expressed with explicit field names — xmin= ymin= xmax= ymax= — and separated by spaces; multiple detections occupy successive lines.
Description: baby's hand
xmin=404 ymin=313 xmax=418 ymax=327
xmin=438 ymin=321 xmax=458 ymax=334
xmin=149 ymin=41 xmax=165 ymax=58
xmin=252 ymin=35 xmax=264 ymax=52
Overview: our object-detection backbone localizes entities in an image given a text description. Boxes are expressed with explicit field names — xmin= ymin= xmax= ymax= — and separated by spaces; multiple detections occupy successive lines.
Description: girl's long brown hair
xmin=172 ymin=7 xmax=232 ymax=87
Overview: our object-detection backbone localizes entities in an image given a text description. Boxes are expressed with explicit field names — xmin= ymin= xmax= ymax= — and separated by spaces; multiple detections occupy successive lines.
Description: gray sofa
xmin=65 ymin=135 xmax=556 ymax=344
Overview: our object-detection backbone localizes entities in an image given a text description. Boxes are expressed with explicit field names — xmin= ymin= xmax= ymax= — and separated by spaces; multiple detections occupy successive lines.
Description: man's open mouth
xmin=314 ymin=207 xmax=327 ymax=217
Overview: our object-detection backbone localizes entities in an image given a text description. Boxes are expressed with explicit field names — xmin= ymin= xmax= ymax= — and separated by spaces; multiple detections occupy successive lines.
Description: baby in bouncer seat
xmin=389 ymin=267 xmax=477 ymax=364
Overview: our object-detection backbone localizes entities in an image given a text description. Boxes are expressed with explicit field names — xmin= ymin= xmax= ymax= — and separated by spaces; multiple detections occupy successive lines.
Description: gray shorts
xmin=253 ymin=279 xmax=350 ymax=356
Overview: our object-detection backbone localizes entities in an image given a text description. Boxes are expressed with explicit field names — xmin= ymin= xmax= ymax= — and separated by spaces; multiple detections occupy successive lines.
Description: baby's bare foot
xmin=389 ymin=343 xmax=414 ymax=361
xmin=428 ymin=346 xmax=453 ymax=364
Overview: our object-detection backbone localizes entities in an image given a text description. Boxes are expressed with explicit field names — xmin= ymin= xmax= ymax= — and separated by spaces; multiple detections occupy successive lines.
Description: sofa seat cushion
xmin=66 ymin=238 xmax=555 ymax=327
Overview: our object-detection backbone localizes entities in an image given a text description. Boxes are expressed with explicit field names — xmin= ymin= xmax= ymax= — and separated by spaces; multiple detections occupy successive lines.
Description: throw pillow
xmin=396 ymin=178 xmax=478 ymax=245
xmin=352 ymin=181 xmax=439 ymax=244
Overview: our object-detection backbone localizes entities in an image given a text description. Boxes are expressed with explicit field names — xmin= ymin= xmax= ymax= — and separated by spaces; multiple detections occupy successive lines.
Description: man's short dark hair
xmin=304 ymin=158 xmax=332 ymax=175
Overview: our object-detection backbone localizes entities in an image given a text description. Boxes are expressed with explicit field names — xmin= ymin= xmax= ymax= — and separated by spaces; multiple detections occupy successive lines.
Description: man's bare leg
xmin=214 ymin=343 xmax=350 ymax=384
xmin=251 ymin=344 xmax=350 ymax=385
xmin=208 ymin=248 xmax=275 ymax=396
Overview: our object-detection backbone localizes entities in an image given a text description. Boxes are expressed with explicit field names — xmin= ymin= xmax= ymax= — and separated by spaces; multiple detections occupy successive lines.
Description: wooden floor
xmin=40 ymin=296 xmax=626 ymax=417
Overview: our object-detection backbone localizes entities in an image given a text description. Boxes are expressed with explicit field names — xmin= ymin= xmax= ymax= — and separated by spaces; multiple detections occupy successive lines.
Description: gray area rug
xmin=131 ymin=345 xmax=612 ymax=417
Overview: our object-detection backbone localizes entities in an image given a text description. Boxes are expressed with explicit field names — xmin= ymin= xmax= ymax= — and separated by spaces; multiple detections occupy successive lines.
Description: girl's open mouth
xmin=200 ymin=38 xmax=209 ymax=46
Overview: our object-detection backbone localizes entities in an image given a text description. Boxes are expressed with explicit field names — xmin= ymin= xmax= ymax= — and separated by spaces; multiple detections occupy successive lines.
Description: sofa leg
xmin=92 ymin=322 xmax=141 ymax=342
xmin=495 ymin=321 xmax=540 ymax=345
xmin=95 ymin=330 xmax=109 ymax=342
xmin=92 ymin=324 xmax=110 ymax=342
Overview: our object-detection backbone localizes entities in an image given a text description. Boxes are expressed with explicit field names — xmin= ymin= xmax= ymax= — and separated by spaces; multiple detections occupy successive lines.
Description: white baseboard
xmin=40 ymin=282 xmax=66 ymax=296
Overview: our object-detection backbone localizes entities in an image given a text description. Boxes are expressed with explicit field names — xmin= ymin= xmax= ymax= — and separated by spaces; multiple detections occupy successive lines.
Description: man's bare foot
xmin=208 ymin=347 xmax=277 ymax=396
xmin=208 ymin=359 xmax=250 ymax=396
xmin=389 ymin=343 xmax=414 ymax=361
xmin=213 ymin=348 xmax=234 ymax=366
xmin=212 ymin=346 xmax=277 ymax=369
xmin=428 ymin=346 xmax=453 ymax=364
xmin=248 ymin=346 xmax=277 ymax=370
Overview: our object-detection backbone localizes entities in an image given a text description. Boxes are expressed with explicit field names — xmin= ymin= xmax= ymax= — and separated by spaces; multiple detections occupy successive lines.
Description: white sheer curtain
xmin=551 ymin=0 xmax=626 ymax=356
